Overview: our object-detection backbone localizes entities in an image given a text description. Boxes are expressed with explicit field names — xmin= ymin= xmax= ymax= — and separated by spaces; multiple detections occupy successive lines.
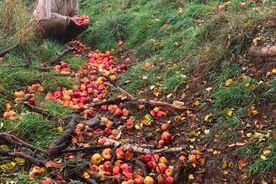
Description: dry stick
xmin=91 ymin=96 xmax=194 ymax=111
xmin=59 ymin=145 xmax=110 ymax=154
xmin=90 ymin=97 xmax=130 ymax=107
xmin=0 ymin=45 xmax=18 ymax=57
xmin=173 ymin=159 xmax=186 ymax=183
xmin=0 ymin=150 xmax=46 ymax=167
xmin=103 ymin=82 xmax=194 ymax=110
xmin=23 ymin=102 xmax=54 ymax=119
xmin=48 ymin=47 xmax=73 ymax=66
xmin=104 ymin=82 xmax=136 ymax=100
xmin=135 ymin=99 xmax=194 ymax=110
xmin=48 ymin=116 xmax=77 ymax=156
xmin=0 ymin=132 xmax=47 ymax=153
xmin=25 ymin=150 xmax=38 ymax=171
xmin=2 ymin=63 xmax=29 ymax=68
xmin=102 ymin=137 xmax=185 ymax=154
xmin=248 ymin=45 xmax=276 ymax=57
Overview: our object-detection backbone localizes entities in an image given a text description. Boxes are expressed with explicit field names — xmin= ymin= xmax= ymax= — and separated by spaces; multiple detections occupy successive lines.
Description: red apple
xmin=126 ymin=118 xmax=135 ymax=129
xmin=28 ymin=97 xmax=36 ymax=105
xmin=40 ymin=178 xmax=53 ymax=184
xmin=134 ymin=176 xmax=144 ymax=184
xmin=157 ymin=111 xmax=166 ymax=118
xmin=165 ymin=168 xmax=173 ymax=177
xmin=161 ymin=123 xmax=170 ymax=131
xmin=112 ymin=166 xmax=120 ymax=175
xmin=157 ymin=174 xmax=166 ymax=184
xmin=143 ymin=155 xmax=152 ymax=162
xmin=122 ymin=108 xmax=129 ymax=116
xmin=115 ymin=147 xmax=125 ymax=160
xmin=144 ymin=176 xmax=155 ymax=184
xmin=159 ymin=157 xmax=168 ymax=164
xmin=165 ymin=176 xmax=173 ymax=184
xmin=102 ymin=148 xmax=113 ymax=160
xmin=114 ymin=108 xmax=123 ymax=116
xmin=161 ymin=131 xmax=173 ymax=143
xmin=156 ymin=163 xmax=167 ymax=173
xmin=147 ymin=161 xmax=157 ymax=170
xmin=90 ymin=165 xmax=99 ymax=172
xmin=91 ymin=153 xmax=102 ymax=165
xmin=103 ymin=161 xmax=112 ymax=172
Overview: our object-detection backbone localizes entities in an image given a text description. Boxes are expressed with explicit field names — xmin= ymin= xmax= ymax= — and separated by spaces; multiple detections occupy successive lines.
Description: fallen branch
xmin=0 ymin=45 xmax=18 ymax=57
xmin=0 ymin=132 xmax=47 ymax=153
xmin=90 ymin=97 xmax=130 ymax=107
xmin=136 ymin=99 xmax=194 ymax=110
xmin=23 ymin=102 xmax=54 ymax=119
xmin=59 ymin=145 xmax=110 ymax=154
xmin=0 ymin=150 xmax=45 ymax=167
xmin=248 ymin=45 xmax=276 ymax=57
xmin=104 ymin=82 xmax=136 ymax=100
xmin=48 ymin=46 xmax=73 ymax=66
xmin=91 ymin=96 xmax=194 ymax=110
xmin=102 ymin=82 xmax=194 ymax=110
xmin=103 ymin=137 xmax=185 ymax=154
xmin=173 ymin=158 xmax=187 ymax=183
xmin=48 ymin=116 xmax=77 ymax=156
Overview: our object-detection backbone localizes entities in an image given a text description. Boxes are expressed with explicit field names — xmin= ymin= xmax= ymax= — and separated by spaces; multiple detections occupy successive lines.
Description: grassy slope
xmin=0 ymin=0 xmax=275 ymax=183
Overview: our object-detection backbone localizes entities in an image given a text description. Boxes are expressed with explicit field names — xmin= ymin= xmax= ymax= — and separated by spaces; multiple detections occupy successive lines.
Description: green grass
xmin=13 ymin=113 xmax=56 ymax=147
xmin=79 ymin=0 xmax=274 ymax=93
xmin=0 ymin=0 xmax=275 ymax=182
xmin=248 ymin=142 xmax=276 ymax=176
xmin=119 ymin=61 xmax=160 ymax=94
xmin=44 ymin=100 xmax=73 ymax=118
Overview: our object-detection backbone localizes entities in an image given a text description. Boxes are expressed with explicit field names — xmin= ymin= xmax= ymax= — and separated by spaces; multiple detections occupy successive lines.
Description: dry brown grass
xmin=0 ymin=0 xmax=38 ymax=46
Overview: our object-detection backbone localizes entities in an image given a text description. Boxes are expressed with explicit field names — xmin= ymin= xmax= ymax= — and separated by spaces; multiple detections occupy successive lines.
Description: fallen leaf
xmin=263 ymin=150 xmax=271 ymax=156
xmin=224 ymin=108 xmax=234 ymax=117
xmin=204 ymin=129 xmax=210 ymax=135
xmin=193 ymin=100 xmax=200 ymax=106
xmin=225 ymin=79 xmax=233 ymax=87
xmin=56 ymin=126 xmax=63 ymax=133
xmin=150 ymin=85 xmax=155 ymax=90
xmin=188 ymin=174 xmax=194 ymax=180
xmin=0 ymin=162 xmax=16 ymax=171
xmin=222 ymin=161 xmax=228 ymax=169
xmin=176 ymin=7 xmax=183 ymax=13
xmin=15 ymin=157 xmax=25 ymax=166
xmin=204 ymin=113 xmax=213 ymax=122
xmin=272 ymin=68 xmax=276 ymax=74
xmin=260 ymin=155 xmax=266 ymax=160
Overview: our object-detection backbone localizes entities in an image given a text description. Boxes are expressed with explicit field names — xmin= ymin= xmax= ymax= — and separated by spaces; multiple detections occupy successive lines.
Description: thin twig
xmin=104 ymin=82 xmax=136 ymax=100
xmin=48 ymin=46 xmax=74 ymax=66
xmin=0 ymin=132 xmax=47 ymax=153
xmin=0 ymin=150 xmax=45 ymax=167
xmin=59 ymin=145 xmax=110 ymax=154
xmin=23 ymin=102 xmax=54 ymax=119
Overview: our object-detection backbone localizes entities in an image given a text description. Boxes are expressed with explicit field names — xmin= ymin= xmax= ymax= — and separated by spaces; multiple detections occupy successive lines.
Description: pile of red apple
xmin=87 ymin=148 xmax=174 ymax=184
xmin=44 ymin=41 xmax=181 ymax=183
xmin=54 ymin=61 xmax=72 ymax=75
xmin=2 ymin=40 xmax=206 ymax=184
xmin=73 ymin=15 xmax=89 ymax=26
xmin=69 ymin=40 xmax=90 ymax=56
